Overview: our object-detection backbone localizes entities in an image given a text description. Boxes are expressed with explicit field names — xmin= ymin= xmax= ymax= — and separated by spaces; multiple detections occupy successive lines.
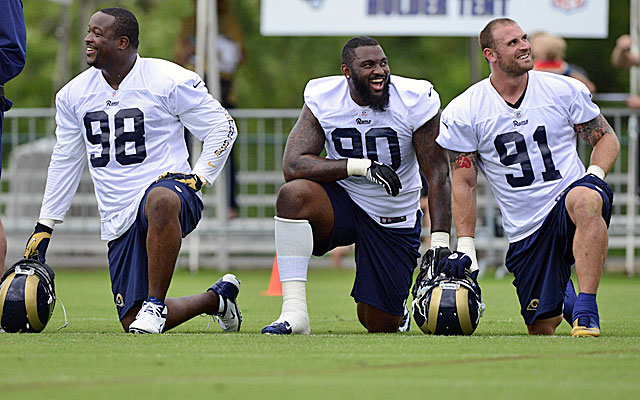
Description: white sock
xmin=273 ymin=217 xmax=313 ymax=333
xmin=275 ymin=216 xmax=313 ymax=282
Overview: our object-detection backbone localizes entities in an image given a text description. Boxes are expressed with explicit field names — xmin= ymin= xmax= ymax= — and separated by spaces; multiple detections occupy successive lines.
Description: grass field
xmin=1 ymin=267 xmax=639 ymax=399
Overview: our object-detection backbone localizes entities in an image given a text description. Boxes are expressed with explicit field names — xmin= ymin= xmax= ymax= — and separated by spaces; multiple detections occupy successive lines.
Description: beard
xmin=351 ymin=73 xmax=390 ymax=112
xmin=495 ymin=53 xmax=532 ymax=77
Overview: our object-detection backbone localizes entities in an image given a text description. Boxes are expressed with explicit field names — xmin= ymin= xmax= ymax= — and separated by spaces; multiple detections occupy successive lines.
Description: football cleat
xmin=570 ymin=316 xmax=600 ymax=337
xmin=208 ymin=274 xmax=242 ymax=332
xmin=262 ymin=312 xmax=310 ymax=335
xmin=261 ymin=321 xmax=293 ymax=335
xmin=397 ymin=304 xmax=410 ymax=332
xmin=129 ymin=297 xmax=167 ymax=334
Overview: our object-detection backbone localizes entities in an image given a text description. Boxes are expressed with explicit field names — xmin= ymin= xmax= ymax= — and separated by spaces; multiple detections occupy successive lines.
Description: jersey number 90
xmin=83 ymin=108 xmax=147 ymax=168
xmin=331 ymin=127 xmax=401 ymax=169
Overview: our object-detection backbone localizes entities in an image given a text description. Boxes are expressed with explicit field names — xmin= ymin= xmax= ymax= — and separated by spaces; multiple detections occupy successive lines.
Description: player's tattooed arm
xmin=413 ymin=111 xmax=451 ymax=233
xmin=448 ymin=150 xmax=479 ymax=238
xmin=574 ymin=114 xmax=621 ymax=174
xmin=282 ymin=104 xmax=348 ymax=182
xmin=574 ymin=114 xmax=615 ymax=146
xmin=448 ymin=150 xmax=479 ymax=174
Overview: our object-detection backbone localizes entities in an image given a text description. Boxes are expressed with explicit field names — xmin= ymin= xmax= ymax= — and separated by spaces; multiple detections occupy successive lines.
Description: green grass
xmin=2 ymin=268 xmax=639 ymax=399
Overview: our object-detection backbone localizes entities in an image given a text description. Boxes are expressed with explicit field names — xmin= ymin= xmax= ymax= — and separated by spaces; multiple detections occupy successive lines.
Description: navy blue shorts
xmin=505 ymin=176 xmax=613 ymax=325
xmin=314 ymin=182 xmax=422 ymax=316
xmin=107 ymin=179 xmax=204 ymax=320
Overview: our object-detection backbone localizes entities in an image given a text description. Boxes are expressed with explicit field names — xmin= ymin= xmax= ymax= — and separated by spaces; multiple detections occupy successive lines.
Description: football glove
xmin=436 ymin=251 xmax=472 ymax=279
xmin=24 ymin=223 xmax=53 ymax=263
xmin=156 ymin=172 xmax=203 ymax=192
xmin=365 ymin=161 xmax=402 ymax=197
xmin=412 ymin=246 xmax=451 ymax=299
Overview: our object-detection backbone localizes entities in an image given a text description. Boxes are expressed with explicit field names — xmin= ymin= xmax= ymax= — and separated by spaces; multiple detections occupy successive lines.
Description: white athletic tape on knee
xmin=275 ymin=216 xmax=313 ymax=281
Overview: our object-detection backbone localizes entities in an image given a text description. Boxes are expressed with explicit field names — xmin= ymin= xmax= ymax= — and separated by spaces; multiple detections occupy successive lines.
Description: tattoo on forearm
xmin=282 ymin=106 xmax=347 ymax=181
xmin=574 ymin=114 xmax=614 ymax=146
xmin=448 ymin=151 xmax=478 ymax=174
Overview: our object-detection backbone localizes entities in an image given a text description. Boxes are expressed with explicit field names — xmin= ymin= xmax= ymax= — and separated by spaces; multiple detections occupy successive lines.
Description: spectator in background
xmin=175 ymin=0 xmax=245 ymax=218
xmin=611 ymin=34 xmax=640 ymax=109
xmin=0 ymin=0 xmax=27 ymax=274
xmin=611 ymin=34 xmax=640 ymax=67
xmin=611 ymin=33 xmax=640 ymax=194
xmin=530 ymin=31 xmax=597 ymax=93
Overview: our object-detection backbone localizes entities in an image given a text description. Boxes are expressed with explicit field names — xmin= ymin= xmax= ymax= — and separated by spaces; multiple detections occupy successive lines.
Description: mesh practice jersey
xmin=304 ymin=75 xmax=440 ymax=228
xmin=40 ymin=56 xmax=237 ymax=240
xmin=438 ymin=71 xmax=600 ymax=241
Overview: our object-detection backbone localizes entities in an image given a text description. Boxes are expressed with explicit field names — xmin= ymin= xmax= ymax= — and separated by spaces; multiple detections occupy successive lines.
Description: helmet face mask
xmin=0 ymin=259 xmax=57 ymax=333
xmin=412 ymin=269 xmax=484 ymax=336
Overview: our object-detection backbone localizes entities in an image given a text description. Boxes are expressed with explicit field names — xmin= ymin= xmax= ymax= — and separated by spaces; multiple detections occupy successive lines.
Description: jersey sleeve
xmin=172 ymin=78 xmax=238 ymax=185
xmin=568 ymin=82 xmax=600 ymax=125
xmin=408 ymin=81 xmax=441 ymax=130
xmin=437 ymin=98 xmax=478 ymax=152
xmin=39 ymin=89 xmax=88 ymax=222
xmin=303 ymin=78 xmax=329 ymax=119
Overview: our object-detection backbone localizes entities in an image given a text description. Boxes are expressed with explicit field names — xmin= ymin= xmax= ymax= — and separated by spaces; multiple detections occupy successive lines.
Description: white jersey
xmin=41 ymin=56 xmax=237 ymax=240
xmin=438 ymin=71 xmax=599 ymax=241
xmin=305 ymin=75 xmax=440 ymax=228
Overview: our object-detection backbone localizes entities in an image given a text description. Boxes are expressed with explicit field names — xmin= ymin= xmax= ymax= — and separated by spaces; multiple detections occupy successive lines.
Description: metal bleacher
xmin=1 ymin=107 xmax=638 ymax=274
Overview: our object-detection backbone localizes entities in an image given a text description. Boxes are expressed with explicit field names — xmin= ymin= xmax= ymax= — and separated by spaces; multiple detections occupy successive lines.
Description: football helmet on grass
xmin=0 ymin=259 xmax=60 ymax=333
xmin=411 ymin=248 xmax=485 ymax=335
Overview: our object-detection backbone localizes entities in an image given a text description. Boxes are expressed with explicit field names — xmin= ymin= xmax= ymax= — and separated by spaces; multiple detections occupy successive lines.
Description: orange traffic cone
xmin=261 ymin=254 xmax=282 ymax=296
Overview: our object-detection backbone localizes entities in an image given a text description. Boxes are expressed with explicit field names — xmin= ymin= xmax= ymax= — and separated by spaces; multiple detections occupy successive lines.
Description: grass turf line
xmin=1 ymin=268 xmax=639 ymax=399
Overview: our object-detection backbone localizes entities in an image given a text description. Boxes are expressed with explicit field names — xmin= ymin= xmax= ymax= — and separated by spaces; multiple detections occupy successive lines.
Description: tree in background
xmin=6 ymin=0 xmax=634 ymax=109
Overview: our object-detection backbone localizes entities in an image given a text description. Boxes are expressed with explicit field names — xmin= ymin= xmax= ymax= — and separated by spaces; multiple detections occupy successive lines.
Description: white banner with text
xmin=261 ymin=0 xmax=609 ymax=38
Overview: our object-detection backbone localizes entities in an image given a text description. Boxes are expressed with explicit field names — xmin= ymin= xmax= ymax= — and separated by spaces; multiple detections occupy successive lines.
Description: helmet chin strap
xmin=56 ymin=296 xmax=69 ymax=331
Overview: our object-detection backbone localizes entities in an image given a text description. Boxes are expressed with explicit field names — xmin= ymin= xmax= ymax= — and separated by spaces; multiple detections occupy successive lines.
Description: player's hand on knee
xmin=573 ymin=166 xmax=613 ymax=203
xmin=156 ymin=172 xmax=204 ymax=192
xmin=24 ymin=222 xmax=53 ymax=263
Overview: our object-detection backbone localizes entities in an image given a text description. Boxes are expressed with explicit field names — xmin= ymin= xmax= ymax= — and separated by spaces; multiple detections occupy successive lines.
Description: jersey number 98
xmin=83 ymin=108 xmax=147 ymax=168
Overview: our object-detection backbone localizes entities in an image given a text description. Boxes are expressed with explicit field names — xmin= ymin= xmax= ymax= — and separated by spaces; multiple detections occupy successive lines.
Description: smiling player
xmin=23 ymin=7 xmax=241 ymax=334
xmin=438 ymin=18 xmax=620 ymax=337
xmin=262 ymin=36 xmax=452 ymax=334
